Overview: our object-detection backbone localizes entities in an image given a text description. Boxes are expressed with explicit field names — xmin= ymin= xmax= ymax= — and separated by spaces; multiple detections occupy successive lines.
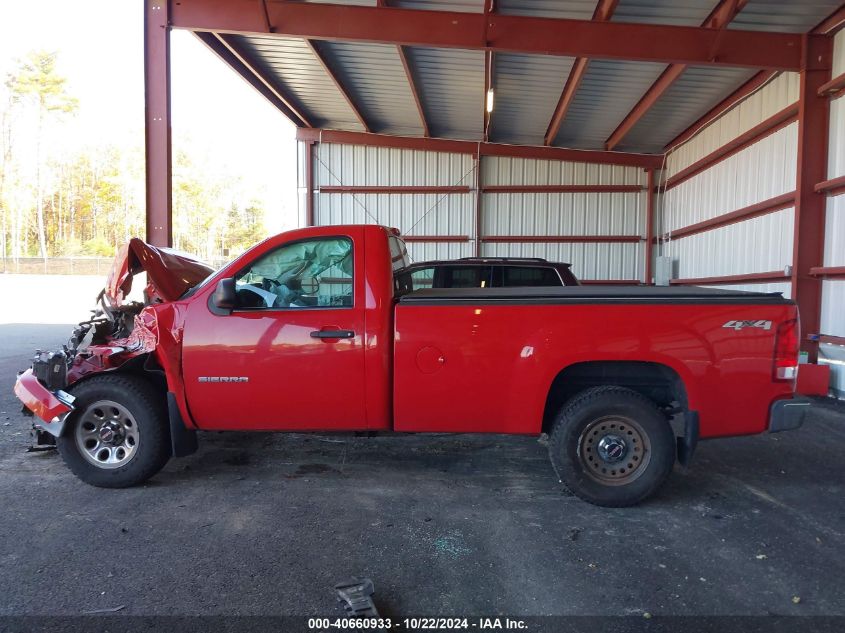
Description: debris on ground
xmin=83 ymin=605 xmax=126 ymax=614
xmin=335 ymin=578 xmax=379 ymax=618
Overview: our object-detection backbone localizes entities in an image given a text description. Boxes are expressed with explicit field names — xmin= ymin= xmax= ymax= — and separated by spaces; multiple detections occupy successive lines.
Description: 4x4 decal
xmin=722 ymin=320 xmax=773 ymax=331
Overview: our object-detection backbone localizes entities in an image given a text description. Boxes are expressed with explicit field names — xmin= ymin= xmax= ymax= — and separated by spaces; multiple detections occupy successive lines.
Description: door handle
xmin=310 ymin=329 xmax=355 ymax=339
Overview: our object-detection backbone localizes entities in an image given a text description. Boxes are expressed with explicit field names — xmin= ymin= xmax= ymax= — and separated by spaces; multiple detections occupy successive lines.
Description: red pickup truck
xmin=14 ymin=224 xmax=809 ymax=506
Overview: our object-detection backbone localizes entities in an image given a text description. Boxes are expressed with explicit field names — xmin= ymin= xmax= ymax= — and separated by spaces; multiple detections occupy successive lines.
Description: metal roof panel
xmin=612 ymin=0 xmax=718 ymax=26
xmin=489 ymin=53 xmax=576 ymax=146
xmin=393 ymin=0 xmax=485 ymax=12
xmin=496 ymin=0 xmax=597 ymax=20
xmin=315 ymin=41 xmax=424 ymax=136
xmin=233 ymin=35 xmax=365 ymax=131
xmin=552 ymin=59 xmax=666 ymax=150
xmin=616 ymin=65 xmax=757 ymax=153
xmin=729 ymin=1 xmax=842 ymax=32
xmin=404 ymin=47 xmax=485 ymax=140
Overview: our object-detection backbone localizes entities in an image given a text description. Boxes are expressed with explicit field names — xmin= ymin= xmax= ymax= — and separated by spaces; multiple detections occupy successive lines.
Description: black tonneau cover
xmin=399 ymin=285 xmax=792 ymax=305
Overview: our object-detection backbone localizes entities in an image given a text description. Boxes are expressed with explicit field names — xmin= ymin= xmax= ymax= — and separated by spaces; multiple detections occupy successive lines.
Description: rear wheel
xmin=548 ymin=386 xmax=675 ymax=507
xmin=57 ymin=375 xmax=170 ymax=488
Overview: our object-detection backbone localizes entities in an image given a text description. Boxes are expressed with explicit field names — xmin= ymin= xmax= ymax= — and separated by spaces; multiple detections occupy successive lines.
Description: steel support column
xmin=305 ymin=140 xmax=315 ymax=227
xmin=474 ymin=152 xmax=482 ymax=257
xmin=792 ymin=34 xmax=832 ymax=362
xmin=645 ymin=169 xmax=655 ymax=284
xmin=144 ymin=0 xmax=172 ymax=246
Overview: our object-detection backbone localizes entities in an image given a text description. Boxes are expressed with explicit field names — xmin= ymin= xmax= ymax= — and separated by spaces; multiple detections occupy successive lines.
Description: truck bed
xmin=393 ymin=284 xmax=796 ymax=438
xmin=399 ymin=285 xmax=791 ymax=305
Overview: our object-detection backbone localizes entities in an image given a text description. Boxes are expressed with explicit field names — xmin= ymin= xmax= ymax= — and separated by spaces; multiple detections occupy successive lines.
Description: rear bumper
xmin=769 ymin=396 xmax=811 ymax=433
xmin=13 ymin=369 xmax=75 ymax=437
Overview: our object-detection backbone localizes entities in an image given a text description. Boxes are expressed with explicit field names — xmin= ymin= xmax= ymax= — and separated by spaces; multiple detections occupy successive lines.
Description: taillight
xmin=772 ymin=318 xmax=799 ymax=382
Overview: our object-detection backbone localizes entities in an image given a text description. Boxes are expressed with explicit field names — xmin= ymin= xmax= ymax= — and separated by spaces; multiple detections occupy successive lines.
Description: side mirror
xmin=212 ymin=278 xmax=237 ymax=310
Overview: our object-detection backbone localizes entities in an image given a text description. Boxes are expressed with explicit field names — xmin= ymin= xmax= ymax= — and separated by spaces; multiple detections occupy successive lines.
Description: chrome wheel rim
xmin=578 ymin=415 xmax=650 ymax=486
xmin=74 ymin=400 xmax=139 ymax=469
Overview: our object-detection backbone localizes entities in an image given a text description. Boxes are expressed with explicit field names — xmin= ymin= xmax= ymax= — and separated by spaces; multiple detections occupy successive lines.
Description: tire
xmin=57 ymin=374 xmax=170 ymax=488
xmin=548 ymin=386 xmax=675 ymax=507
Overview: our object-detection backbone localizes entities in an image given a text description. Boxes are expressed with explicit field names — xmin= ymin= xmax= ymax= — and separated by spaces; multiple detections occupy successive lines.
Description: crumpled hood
xmin=105 ymin=238 xmax=214 ymax=306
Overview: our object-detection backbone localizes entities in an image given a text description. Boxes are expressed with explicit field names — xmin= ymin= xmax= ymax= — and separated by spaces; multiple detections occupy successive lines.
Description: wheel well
xmin=542 ymin=361 xmax=688 ymax=434
xmin=69 ymin=354 xmax=168 ymax=398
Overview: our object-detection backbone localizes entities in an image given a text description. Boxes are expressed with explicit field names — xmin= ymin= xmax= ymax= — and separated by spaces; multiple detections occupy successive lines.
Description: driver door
xmin=181 ymin=232 xmax=367 ymax=431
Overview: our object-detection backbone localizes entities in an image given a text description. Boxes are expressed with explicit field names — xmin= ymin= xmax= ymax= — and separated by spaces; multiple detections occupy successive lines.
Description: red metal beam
xmin=818 ymin=72 xmax=845 ymax=97
xmin=544 ymin=58 xmax=590 ymax=147
xmin=397 ymin=46 xmax=428 ymax=137
xmin=810 ymin=266 xmax=845 ymax=279
xmin=400 ymin=235 xmax=470 ymax=243
xmin=482 ymin=184 xmax=643 ymax=193
xmin=605 ymin=65 xmax=686 ymax=151
xmin=815 ymin=175 xmax=845 ymax=197
xmin=665 ymin=70 xmax=776 ymax=151
xmin=664 ymin=103 xmax=798 ymax=191
xmin=670 ymin=271 xmax=790 ymax=285
xmin=819 ymin=334 xmax=845 ymax=346
xmin=812 ymin=4 xmax=845 ymax=35
xmin=144 ymin=0 xmax=172 ymax=246
xmin=481 ymin=235 xmax=641 ymax=243
xmin=792 ymin=34 xmax=832 ymax=363
xmin=296 ymin=128 xmax=664 ymax=168
xmin=656 ymin=192 xmax=796 ymax=241
xmin=645 ymin=169 xmax=655 ymax=285
xmin=197 ymin=32 xmax=312 ymax=127
xmin=318 ymin=185 xmax=471 ymax=194
xmin=605 ymin=0 xmax=748 ymax=151
xmin=305 ymin=40 xmax=371 ymax=133
xmin=543 ymin=0 xmax=619 ymax=147
xmin=170 ymin=0 xmax=803 ymax=70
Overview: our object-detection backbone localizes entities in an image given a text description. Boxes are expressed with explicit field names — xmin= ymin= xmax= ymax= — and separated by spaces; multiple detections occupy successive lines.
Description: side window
xmin=388 ymin=236 xmax=410 ymax=272
xmin=502 ymin=266 xmax=562 ymax=287
xmin=410 ymin=267 xmax=435 ymax=290
xmin=234 ymin=237 xmax=353 ymax=309
xmin=440 ymin=266 xmax=491 ymax=288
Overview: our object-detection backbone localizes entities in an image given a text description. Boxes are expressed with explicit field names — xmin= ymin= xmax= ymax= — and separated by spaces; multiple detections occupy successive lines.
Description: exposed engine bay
xmin=27 ymin=239 xmax=214 ymax=397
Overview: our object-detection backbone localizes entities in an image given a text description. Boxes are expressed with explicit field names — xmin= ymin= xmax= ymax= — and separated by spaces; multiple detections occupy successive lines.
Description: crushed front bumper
xmin=13 ymin=369 xmax=76 ymax=437
xmin=769 ymin=396 xmax=811 ymax=433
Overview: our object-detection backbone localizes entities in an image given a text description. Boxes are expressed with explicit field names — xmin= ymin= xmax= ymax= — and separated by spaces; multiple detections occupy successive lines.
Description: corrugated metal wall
xmin=304 ymin=142 xmax=648 ymax=281
xmin=310 ymin=142 xmax=476 ymax=261
xmin=820 ymin=29 xmax=845 ymax=397
xmin=666 ymin=73 xmax=799 ymax=178
xmin=658 ymin=72 xmax=799 ymax=293
xmin=480 ymin=157 xmax=647 ymax=281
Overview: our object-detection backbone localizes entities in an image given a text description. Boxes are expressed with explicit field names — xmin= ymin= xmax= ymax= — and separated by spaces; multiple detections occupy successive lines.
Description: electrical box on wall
xmin=655 ymin=257 xmax=674 ymax=287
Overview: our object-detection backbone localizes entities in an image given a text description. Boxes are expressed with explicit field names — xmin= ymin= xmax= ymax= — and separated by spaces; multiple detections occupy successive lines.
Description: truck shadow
xmin=157 ymin=413 xmax=843 ymax=510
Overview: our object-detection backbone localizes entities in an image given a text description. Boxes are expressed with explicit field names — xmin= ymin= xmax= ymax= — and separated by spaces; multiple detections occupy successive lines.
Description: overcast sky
xmin=0 ymin=0 xmax=298 ymax=232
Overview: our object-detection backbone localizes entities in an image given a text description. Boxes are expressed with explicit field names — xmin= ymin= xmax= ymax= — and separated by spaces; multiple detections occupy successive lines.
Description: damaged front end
xmin=14 ymin=239 xmax=214 ymax=446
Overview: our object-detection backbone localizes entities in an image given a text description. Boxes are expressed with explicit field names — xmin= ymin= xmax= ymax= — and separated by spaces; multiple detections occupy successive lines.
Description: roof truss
xmin=171 ymin=0 xmax=803 ymax=71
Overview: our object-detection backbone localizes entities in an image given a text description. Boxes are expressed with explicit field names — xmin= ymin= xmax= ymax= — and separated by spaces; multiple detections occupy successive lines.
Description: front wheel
xmin=548 ymin=386 xmax=676 ymax=507
xmin=57 ymin=375 xmax=170 ymax=488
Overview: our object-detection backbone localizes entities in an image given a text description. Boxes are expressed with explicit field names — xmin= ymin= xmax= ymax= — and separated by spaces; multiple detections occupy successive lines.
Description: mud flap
xmin=167 ymin=392 xmax=198 ymax=458
xmin=677 ymin=410 xmax=699 ymax=468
